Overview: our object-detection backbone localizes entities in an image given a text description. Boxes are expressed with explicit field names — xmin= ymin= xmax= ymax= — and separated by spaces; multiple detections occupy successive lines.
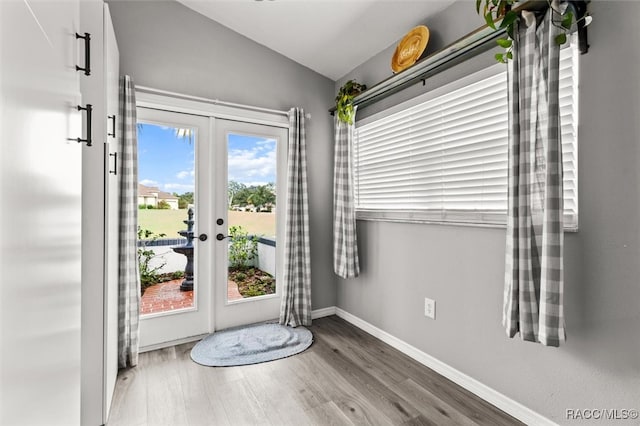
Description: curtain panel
xmin=118 ymin=75 xmax=141 ymax=366
xmin=333 ymin=114 xmax=360 ymax=279
xmin=279 ymin=108 xmax=312 ymax=327
xmin=503 ymin=3 xmax=566 ymax=347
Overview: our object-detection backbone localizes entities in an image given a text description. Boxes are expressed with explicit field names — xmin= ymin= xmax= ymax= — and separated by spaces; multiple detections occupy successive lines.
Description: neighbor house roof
xmin=138 ymin=184 xmax=178 ymax=201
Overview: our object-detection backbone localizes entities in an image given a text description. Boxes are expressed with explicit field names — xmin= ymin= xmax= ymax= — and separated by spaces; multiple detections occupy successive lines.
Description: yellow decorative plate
xmin=391 ymin=25 xmax=430 ymax=73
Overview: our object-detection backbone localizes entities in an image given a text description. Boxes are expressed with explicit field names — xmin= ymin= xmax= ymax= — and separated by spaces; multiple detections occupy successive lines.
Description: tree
xmin=247 ymin=184 xmax=275 ymax=211
xmin=174 ymin=128 xmax=194 ymax=144
xmin=228 ymin=181 xmax=246 ymax=207
xmin=174 ymin=192 xmax=193 ymax=209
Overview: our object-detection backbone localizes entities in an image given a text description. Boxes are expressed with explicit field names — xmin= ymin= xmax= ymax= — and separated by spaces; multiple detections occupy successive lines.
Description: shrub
xmin=171 ymin=270 xmax=185 ymax=280
xmin=137 ymin=227 xmax=167 ymax=292
xmin=146 ymin=204 xmax=155 ymax=209
xmin=228 ymin=225 xmax=259 ymax=270
xmin=157 ymin=200 xmax=170 ymax=209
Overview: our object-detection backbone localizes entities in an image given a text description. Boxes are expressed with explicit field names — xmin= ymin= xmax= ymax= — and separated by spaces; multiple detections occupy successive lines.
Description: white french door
xmin=135 ymin=89 xmax=290 ymax=344
xmin=213 ymin=119 xmax=288 ymax=330
xmin=137 ymin=107 xmax=213 ymax=349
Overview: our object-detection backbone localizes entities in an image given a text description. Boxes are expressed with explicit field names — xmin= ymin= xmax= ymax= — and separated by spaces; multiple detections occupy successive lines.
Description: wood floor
xmin=108 ymin=315 xmax=522 ymax=426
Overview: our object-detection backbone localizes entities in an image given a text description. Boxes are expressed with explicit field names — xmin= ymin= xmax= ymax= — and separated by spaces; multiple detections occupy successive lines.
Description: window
xmin=355 ymin=40 xmax=578 ymax=230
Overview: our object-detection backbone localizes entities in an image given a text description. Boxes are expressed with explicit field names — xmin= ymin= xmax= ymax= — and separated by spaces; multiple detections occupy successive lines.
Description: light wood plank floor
xmin=108 ymin=315 xmax=522 ymax=426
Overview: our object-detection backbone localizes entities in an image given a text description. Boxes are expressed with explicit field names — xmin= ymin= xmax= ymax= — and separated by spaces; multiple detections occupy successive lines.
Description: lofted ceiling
xmin=176 ymin=0 xmax=456 ymax=81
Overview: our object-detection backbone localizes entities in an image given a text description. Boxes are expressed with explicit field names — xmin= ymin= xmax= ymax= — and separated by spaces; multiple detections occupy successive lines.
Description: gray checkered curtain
xmin=503 ymin=4 xmax=565 ymax=347
xmin=118 ymin=75 xmax=140 ymax=366
xmin=279 ymin=108 xmax=312 ymax=327
xmin=333 ymin=114 xmax=360 ymax=278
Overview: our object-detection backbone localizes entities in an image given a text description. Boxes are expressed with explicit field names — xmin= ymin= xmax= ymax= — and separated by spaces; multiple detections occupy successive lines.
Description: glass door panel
xmin=137 ymin=121 xmax=196 ymax=315
xmin=214 ymin=119 xmax=288 ymax=330
xmin=226 ymin=133 xmax=278 ymax=302
xmin=136 ymin=107 xmax=212 ymax=349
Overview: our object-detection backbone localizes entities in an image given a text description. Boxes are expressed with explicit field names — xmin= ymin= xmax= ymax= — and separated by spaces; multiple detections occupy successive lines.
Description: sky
xmin=138 ymin=123 xmax=276 ymax=195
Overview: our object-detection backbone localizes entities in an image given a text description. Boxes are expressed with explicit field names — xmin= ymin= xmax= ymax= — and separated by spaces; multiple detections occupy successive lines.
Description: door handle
xmin=68 ymin=104 xmax=93 ymax=146
xmin=216 ymin=234 xmax=231 ymax=241
xmin=109 ymin=152 xmax=117 ymax=175
xmin=108 ymin=115 xmax=116 ymax=138
xmin=75 ymin=32 xmax=91 ymax=76
xmin=199 ymin=234 xmax=208 ymax=242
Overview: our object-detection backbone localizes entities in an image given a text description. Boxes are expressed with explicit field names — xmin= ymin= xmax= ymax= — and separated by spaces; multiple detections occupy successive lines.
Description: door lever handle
xmin=216 ymin=234 xmax=231 ymax=241
xmin=198 ymin=234 xmax=208 ymax=242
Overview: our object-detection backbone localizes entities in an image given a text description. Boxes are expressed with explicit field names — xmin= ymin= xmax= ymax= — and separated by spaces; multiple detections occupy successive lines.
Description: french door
xmin=137 ymin=107 xmax=213 ymax=349
xmin=213 ymin=119 xmax=288 ymax=330
xmin=136 ymin=107 xmax=288 ymax=348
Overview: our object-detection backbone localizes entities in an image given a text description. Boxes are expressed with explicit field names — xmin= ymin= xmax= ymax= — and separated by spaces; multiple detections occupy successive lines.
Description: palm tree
xmin=247 ymin=185 xmax=275 ymax=211
xmin=174 ymin=128 xmax=194 ymax=144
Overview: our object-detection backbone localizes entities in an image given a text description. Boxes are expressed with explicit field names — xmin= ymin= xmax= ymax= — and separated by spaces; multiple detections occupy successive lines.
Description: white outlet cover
xmin=424 ymin=297 xmax=436 ymax=320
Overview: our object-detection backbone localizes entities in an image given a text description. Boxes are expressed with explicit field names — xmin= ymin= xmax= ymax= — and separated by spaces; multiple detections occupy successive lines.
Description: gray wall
xmin=107 ymin=0 xmax=337 ymax=309
xmin=109 ymin=0 xmax=640 ymax=422
xmin=337 ymin=1 xmax=640 ymax=424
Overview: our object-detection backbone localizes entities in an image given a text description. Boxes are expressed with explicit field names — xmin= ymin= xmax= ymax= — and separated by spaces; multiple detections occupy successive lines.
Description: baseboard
xmin=311 ymin=306 xmax=337 ymax=319
xmin=332 ymin=307 xmax=557 ymax=426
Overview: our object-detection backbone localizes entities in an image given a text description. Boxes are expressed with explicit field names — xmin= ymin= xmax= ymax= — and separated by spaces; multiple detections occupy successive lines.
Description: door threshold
xmin=139 ymin=333 xmax=209 ymax=353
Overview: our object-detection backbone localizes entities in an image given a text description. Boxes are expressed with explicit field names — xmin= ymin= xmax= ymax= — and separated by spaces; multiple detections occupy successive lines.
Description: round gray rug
xmin=190 ymin=322 xmax=313 ymax=367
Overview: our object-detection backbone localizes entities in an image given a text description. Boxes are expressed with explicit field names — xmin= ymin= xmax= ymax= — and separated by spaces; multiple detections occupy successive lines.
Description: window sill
xmin=355 ymin=209 xmax=578 ymax=232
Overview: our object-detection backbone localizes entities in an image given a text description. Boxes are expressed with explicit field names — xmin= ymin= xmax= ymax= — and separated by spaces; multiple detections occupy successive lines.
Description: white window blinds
xmin=355 ymin=42 xmax=578 ymax=229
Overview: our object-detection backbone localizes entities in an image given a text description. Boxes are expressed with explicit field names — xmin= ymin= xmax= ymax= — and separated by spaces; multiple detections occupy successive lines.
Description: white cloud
xmin=140 ymin=179 xmax=159 ymax=187
xmin=176 ymin=169 xmax=195 ymax=179
xmin=244 ymin=181 xmax=272 ymax=187
xmin=164 ymin=183 xmax=194 ymax=193
xmin=227 ymin=146 xmax=276 ymax=183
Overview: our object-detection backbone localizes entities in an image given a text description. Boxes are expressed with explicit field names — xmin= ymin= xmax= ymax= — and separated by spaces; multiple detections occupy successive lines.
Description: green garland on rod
xmin=335 ymin=80 xmax=366 ymax=125
xmin=477 ymin=0 xmax=592 ymax=63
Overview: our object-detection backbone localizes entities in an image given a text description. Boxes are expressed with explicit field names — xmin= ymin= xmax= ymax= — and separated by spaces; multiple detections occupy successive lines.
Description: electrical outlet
xmin=424 ymin=297 xmax=436 ymax=320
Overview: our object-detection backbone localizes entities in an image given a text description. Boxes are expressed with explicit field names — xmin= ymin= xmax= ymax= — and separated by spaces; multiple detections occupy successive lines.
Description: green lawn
xmin=139 ymin=209 xmax=276 ymax=238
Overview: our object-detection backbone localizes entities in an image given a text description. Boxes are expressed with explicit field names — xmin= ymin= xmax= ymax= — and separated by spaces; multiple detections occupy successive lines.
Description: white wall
xmin=336 ymin=1 xmax=640 ymax=424
xmin=257 ymin=241 xmax=276 ymax=276
xmin=108 ymin=0 xmax=337 ymax=309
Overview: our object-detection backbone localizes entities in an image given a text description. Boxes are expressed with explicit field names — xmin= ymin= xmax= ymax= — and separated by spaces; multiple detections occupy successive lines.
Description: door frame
xmin=136 ymin=88 xmax=289 ymax=338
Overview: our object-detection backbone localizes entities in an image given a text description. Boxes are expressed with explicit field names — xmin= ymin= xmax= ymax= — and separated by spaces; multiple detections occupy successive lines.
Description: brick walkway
xmin=140 ymin=279 xmax=193 ymax=315
xmin=141 ymin=279 xmax=244 ymax=315
xmin=228 ymin=280 xmax=243 ymax=301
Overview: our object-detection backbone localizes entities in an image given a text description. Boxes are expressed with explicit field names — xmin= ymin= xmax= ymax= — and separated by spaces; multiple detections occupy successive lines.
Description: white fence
xmin=142 ymin=237 xmax=276 ymax=276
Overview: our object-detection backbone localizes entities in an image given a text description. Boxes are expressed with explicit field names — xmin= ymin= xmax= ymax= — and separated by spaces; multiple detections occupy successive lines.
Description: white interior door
xmin=137 ymin=107 xmax=213 ymax=349
xmin=213 ymin=119 xmax=288 ymax=330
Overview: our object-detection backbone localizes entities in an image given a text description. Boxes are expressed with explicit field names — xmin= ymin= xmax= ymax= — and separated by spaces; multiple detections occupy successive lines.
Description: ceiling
xmin=176 ymin=0 xmax=456 ymax=81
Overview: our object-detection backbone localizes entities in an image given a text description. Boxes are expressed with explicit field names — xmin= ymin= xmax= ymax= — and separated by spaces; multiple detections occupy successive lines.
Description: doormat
xmin=190 ymin=322 xmax=313 ymax=367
